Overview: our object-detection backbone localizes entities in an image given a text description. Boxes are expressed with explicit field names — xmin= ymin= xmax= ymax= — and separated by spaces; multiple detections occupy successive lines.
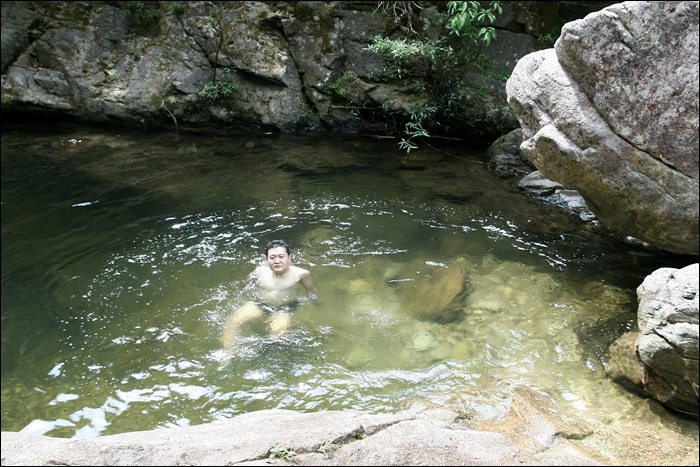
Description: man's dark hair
xmin=266 ymin=240 xmax=290 ymax=256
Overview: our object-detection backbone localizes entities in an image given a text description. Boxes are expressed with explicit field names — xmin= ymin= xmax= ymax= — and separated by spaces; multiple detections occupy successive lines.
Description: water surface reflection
xmin=1 ymin=123 xmax=696 ymax=463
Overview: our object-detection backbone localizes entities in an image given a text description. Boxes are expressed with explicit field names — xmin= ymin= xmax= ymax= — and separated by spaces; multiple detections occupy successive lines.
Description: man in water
xmin=222 ymin=240 xmax=318 ymax=347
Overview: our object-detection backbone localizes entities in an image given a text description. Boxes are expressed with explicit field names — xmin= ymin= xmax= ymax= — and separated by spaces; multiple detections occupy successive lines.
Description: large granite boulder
xmin=636 ymin=263 xmax=699 ymax=415
xmin=506 ymin=1 xmax=699 ymax=255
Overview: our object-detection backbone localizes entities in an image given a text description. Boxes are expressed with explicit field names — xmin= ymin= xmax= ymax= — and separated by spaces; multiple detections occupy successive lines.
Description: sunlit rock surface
xmin=0 ymin=405 xmax=601 ymax=466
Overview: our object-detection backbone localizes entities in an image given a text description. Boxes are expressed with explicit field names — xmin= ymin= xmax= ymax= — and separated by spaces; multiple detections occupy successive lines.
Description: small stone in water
xmin=413 ymin=331 xmax=436 ymax=351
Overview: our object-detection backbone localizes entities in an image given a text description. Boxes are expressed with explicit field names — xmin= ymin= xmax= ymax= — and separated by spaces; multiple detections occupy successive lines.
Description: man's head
xmin=266 ymin=240 xmax=290 ymax=256
xmin=266 ymin=240 xmax=291 ymax=275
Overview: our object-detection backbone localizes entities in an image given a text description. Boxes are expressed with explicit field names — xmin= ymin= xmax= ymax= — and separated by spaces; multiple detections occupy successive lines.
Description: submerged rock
xmin=604 ymin=331 xmax=645 ymax=392
xmin=412 ymin=329 xmax=437 ymax=352
xmin=392 ymin=260 xmax=470 ymax=323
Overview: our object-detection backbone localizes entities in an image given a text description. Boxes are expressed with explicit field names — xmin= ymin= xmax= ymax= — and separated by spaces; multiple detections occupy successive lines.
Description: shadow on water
xmin=1 ymin=122 xmax=696 ymax=462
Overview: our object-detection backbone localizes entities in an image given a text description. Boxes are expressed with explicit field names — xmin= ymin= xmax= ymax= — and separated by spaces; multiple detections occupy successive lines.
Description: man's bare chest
xmin=257 ymin=270 xmax=299 ymax=291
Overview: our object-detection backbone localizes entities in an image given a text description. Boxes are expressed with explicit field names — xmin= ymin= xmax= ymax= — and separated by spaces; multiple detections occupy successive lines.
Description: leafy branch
xmin=366 ymin=0 xmax=504 ymax=152
xmin=446 ymin=1 xmax=503 ymax=46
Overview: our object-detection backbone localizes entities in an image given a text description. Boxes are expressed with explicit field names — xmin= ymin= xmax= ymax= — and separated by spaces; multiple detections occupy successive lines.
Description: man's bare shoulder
xmin=250 ymin=265 xmax=269 ymax=278
xmin=290 ymin=265 xmax=310 ymax=278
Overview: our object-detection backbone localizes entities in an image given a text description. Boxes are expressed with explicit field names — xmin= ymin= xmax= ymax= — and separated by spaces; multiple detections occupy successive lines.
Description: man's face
xmin=267 ymin=246 xmax=291 ymax=275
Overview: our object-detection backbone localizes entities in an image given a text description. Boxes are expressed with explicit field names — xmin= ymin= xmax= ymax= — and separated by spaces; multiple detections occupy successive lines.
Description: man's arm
xmin=242 ymin=266 xmax=263 ymax=288
xmin=298 ymin=269 xmax=319 ymax=296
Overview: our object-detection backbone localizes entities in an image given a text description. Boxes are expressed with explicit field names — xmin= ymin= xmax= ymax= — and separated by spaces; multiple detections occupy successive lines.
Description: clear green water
xmin=1 ymin=123 xmax=696 ymax=458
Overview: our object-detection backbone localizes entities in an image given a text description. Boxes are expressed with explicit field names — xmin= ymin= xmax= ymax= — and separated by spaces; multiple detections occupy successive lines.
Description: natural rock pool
xmin=1 ymin=122 xmax=696 ymax=463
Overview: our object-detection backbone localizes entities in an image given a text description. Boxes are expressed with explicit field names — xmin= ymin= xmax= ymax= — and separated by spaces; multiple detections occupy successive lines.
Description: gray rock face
xmin=0 ymin=2 xmax=471 ymax=132
xmin=636 ymin=263 xmax=699 ymax=415
xmin=506 ymin=1 xmax=699 ymax=255
xmin=1 ymin=2 xmax=612 ymax=137
xmin=0 ymin=406 xmax=599 ymax=466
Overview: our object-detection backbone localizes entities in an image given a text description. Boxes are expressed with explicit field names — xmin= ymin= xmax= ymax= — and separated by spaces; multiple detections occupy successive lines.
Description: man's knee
xmin=231 ymin=301 xmax=263 ymax=323
xmin=269 ymin=313 xmax=291 ymax=336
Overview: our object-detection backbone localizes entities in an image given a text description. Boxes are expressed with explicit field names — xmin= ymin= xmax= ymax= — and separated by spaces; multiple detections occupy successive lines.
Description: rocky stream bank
xmin=2 ymin=396 xmax=698 ymax=466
